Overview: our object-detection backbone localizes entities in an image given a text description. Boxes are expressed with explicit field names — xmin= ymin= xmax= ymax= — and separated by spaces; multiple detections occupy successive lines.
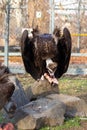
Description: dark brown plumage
xmin=0 ymin=64 xmax=15 ymax=110
xmin=20 ymin=26 xmax=72 ymax=83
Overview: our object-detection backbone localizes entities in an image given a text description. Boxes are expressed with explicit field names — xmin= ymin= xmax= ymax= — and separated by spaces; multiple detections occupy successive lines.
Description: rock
xmin=26 ymin=79 xmax=59 ymax=101
xmin=9 ymin=76 xmax=29 ymax=108
xmin=46 ymin=94 xmax=87 ymax=118
xmin=13 ymin=97 xmax=66 ymax=130
xmin=11 ymin=79 xmax=87 ymax=130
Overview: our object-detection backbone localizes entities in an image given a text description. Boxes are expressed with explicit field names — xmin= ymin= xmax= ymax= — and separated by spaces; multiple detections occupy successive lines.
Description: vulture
xmin=0 ymin=64 xmax=15 ymax=110
xmin=20 ymin=26 xmax=72 ymax=86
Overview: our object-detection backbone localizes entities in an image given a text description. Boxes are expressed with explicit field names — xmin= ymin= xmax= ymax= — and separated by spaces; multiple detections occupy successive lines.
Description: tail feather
xmin=63 ymin=27 xmax=71 ymax=40
xmin=20 ymin=30 xmax=29 ymax=53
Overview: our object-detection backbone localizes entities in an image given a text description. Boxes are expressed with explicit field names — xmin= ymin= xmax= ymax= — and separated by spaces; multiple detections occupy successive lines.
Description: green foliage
xmin=59 ymin=76 xmax=87 ymax=96
xmin=40 ymin=117 xmax=81 ymax=130
xmin=0 ymin=112 xmax=4 ymax=123
xmin=0 ymin=111 xmax=15 ymax=124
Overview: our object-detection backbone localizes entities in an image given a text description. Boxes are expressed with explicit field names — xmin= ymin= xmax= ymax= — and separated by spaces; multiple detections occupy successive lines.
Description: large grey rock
xmin=26 ymin=79 xmax=59 ymax=101
xmin=9 ymin=76 xmax=29 ymax=108
xmin=46 ymin=94 xmax=87 ymax=117
xmin=13 ymin=97 xmax=65 ymax=130
xmin=13 ymin=93 xmax=87 ymax=130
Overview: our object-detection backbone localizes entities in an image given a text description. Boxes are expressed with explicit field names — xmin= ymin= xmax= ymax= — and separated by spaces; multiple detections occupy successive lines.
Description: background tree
xmin=28 ymin=0 xmax=50 ymax=33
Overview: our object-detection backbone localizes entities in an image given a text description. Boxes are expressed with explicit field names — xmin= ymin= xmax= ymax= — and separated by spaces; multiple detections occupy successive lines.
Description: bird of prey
xmin=20 ymin=26 xmax=72 ymax=86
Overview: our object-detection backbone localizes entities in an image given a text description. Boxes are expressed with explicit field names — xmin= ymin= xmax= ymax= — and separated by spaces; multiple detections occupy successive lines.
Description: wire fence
xmin=0 ymin=0 xmax=87 ymax=75
xmin=54 ymin=1 xmax=87 ymax=53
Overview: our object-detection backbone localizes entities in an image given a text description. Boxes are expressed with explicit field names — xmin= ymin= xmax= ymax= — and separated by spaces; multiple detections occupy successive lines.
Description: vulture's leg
xmin=40 ymin=75 xmax=45 ymax=80
xmin=44 ymin=59 xmax=58 ymax=86
xmin=44 ymin=73 xmax=58 ymax=86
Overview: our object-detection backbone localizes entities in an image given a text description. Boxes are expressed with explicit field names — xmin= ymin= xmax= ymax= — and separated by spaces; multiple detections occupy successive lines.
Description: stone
xmin=9 ymin=76 xmax=29 ymax=108
xmin=46 ymin=94 xmax=87 ymax=118
xmin=13 ymin=97 xmax=66 ymax=130
xmin=26 ymin=79 xmax=59 ymax=101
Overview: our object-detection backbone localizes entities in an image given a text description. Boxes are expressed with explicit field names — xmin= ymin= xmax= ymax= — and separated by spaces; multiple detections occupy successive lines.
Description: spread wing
xmin=20 ymin=30 xmax=46 ymax=80
xmin=20 ymin=28 xmax=72 ymax=80
xmin=54 ymin=27 xmax=72 ymax=78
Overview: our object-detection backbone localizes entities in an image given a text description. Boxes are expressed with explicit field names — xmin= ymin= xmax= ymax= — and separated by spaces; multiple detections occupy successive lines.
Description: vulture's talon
xmin=51 ymin=82 xmax=58 ymax=87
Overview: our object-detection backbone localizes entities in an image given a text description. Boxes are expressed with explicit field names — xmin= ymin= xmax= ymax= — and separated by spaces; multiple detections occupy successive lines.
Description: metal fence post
xmin=77 ymin=0 xmax=81 ymax=53
xmin=4 ymin=0 xmax=10 ymax=67
xmin=51 ymin=0 xmax=55 ymax=33
xmin=49 ymin=0 xmax=54 ymax=33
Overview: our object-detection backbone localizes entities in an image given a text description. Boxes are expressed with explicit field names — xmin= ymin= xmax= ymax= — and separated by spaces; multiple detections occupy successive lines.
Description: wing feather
xmin=20 ymin=30 xmax=44 ymax=79
xmin=55 ymin=27 xmax=72 ymax=78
